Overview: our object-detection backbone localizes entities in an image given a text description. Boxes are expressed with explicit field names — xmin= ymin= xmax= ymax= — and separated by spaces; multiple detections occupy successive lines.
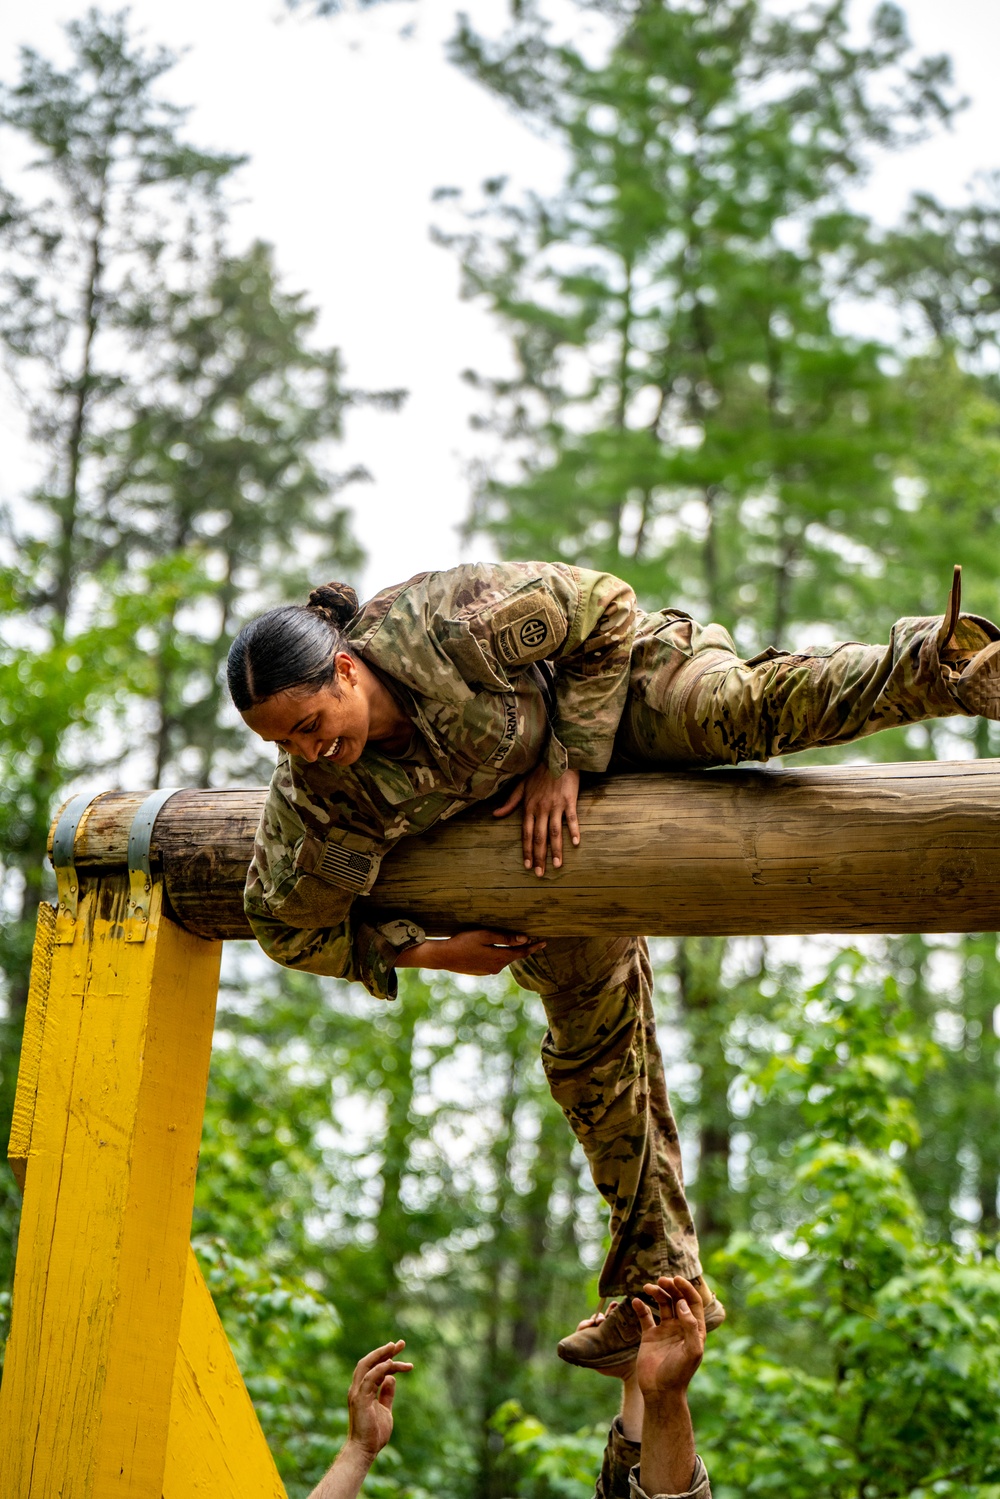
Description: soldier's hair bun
xmin=307 ymin=582 xmax=359 ymax=629
xmin=227 ymin=583 xmax=361 ymax=711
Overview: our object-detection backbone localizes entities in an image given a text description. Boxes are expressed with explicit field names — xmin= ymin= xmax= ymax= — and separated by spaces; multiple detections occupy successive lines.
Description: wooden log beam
xmin=50 ymin=760 xmax=1000 ymax=940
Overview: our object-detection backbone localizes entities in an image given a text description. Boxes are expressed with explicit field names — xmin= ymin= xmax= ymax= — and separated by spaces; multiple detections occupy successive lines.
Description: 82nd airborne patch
xmin=492 ymin=592 xmax=562 ymax=667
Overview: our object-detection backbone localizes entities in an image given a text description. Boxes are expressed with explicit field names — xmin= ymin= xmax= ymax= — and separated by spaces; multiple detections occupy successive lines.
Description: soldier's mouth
xmin=323 ymin=737 xmax=342 ymax=758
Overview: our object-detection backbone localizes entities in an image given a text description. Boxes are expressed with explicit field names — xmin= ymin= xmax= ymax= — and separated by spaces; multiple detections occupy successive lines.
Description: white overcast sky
xmin=2 ymin=0 xmax=1000 ymax=596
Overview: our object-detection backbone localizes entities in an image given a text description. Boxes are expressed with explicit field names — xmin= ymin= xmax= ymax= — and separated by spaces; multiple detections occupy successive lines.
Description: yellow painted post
xmin=7 ymin=903 xmax=55 ymax=1193
xmin=163 ymin=1247 xmax=287 ymax=1499
xmin=0 ymin=876 xmax=222 ymax=1498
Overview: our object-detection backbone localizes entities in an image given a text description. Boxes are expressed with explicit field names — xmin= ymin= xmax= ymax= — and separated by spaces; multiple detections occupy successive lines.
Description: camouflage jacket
xmin=593 ymin=1420 xmax=712 ymax=1499
xmin=245 ymin=562 xmax=636 ymax=998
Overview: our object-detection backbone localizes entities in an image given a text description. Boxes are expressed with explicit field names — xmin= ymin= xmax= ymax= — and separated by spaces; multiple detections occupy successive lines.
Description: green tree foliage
xmin=191 ymin=960 xmax=612 ymax=1497
xmin=497 ymin=954 xmax=1000 ymax=1496
xmin=442 ymin=0 xmax=962 ymax=640
xmin=0 ymin=6 xmax=238 ymax=995
xmin=0 ymin=4 xmax=390 ymax=1394
xmin=0 ymin=10 xmax=394 ymax=989
xmin=693 ymin=954 xmax=1000 ymax=1495
xmin=430 ymin=3 xmax=1000 ymax=1490
xmin=101 ymin=237 xmax=400 ymax=787
xmin=0 ymin=13 xmax=391 ymax=976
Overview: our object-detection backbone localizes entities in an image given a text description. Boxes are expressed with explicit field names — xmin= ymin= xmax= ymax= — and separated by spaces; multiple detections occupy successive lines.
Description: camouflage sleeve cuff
xmin=547 ymin=728 xmax=616 ymax=775
xmin=356 ymin=918 xmax=427 ymax=1001
xmin=595 ymin=1418 xmax=643 ymax=1497
xmin=561 ymin=733 xmax=618 ymax=774
xmin=546 ymin=731 xmax=571 ymax=777
xmin=628 ymin=1455 xmax=711 ymax=1499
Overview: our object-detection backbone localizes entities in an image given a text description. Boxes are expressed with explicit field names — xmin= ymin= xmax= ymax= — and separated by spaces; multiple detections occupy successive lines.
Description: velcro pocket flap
xmin=296 ymin=828 xmax=384 ymax=897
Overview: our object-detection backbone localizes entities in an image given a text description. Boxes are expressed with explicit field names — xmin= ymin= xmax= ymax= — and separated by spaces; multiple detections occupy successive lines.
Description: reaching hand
xmin=632 ymin=1277 xmax=706 ymax=1403
xmin=346 ymin=1340 xmax=414 ymax=1462
xmin=493 ymin=765 xmax=581 ymax=877
xmin=395 ymin=929 xmax=546 ymax=976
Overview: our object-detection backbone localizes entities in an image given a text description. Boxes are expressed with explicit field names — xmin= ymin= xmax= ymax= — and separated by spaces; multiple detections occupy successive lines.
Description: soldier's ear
xmin=333 ymin=650 xmax=359 ymax=690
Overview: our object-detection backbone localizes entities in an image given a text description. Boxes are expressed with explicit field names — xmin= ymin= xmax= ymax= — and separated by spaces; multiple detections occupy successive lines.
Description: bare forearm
xmin=393 ymin=930 xmax=546 ymax=975
xmin=394 ymin=940 xmax=445 ymax=969
xmin=308 ymin=1441 xmax=373 ymax=1499
xmin=619 ymin=1372 xmax=644 ymax=1442
xmin=639 ymin=1392 xmax=696 ymax=1498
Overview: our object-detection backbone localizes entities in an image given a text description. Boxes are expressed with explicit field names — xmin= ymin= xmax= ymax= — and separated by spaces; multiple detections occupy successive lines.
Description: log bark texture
xmin=50 ymin=761 xmax=1000 ymax=941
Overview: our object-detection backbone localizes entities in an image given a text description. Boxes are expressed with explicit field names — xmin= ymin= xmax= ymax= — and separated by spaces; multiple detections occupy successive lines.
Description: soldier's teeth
xmin=324 ymin=738 xmax=341 ymax=758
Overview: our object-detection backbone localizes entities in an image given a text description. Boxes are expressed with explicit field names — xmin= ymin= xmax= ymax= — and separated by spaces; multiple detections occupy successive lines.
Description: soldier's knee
xmin=521 ymin=935 xmax=644 ymax=998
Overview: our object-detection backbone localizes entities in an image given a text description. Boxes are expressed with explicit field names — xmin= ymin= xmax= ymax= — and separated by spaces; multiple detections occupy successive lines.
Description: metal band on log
xmin=47 ymin=760 xmax=1000 ymax=941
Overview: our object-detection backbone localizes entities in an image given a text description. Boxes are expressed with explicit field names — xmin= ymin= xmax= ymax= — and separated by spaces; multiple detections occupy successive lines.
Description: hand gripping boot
xmin=556 ymin=1281 xmax=726 ymax=1373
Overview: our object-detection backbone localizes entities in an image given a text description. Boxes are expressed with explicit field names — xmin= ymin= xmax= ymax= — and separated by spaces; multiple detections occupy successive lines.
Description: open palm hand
xmin=632 ymin=1277 xmax=706 ymax=1401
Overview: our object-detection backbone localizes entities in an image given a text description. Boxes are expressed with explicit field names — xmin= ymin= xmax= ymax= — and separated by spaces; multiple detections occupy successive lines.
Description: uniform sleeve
xmin=244 ymin=782 xmax=425 ymax=1001
xmin=460 ymin=562 xmax=637 ymax=775
xmin=593 ymin=1419 xmax=643 ymax=1499
xmin=627 ymin=1455 xmax=712 ymax=1499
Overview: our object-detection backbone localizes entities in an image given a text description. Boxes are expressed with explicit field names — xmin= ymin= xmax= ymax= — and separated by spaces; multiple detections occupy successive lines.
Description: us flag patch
xmin=319 ymin=843 xmax=378 ymax=894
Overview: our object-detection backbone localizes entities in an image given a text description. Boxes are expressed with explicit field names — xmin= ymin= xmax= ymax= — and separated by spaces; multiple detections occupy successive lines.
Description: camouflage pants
xmin=614 ymin=608 xmax=985 ymax=767
xmin=511 ymin=935 xmax=699 ymax=1296
xmin=513 ymin=609 xmax=994 ymax=1296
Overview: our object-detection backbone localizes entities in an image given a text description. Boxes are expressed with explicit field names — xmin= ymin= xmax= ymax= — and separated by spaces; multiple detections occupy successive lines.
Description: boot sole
xmin=556 ymin=1340 xmax=640 ymax=1373
xmin=704 ymin=1300 xmax=726 ymax=1332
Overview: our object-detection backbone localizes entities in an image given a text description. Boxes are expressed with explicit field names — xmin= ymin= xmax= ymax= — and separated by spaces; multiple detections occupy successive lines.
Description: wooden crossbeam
xmin=52 ymin=760 xmax=1000 ymax=940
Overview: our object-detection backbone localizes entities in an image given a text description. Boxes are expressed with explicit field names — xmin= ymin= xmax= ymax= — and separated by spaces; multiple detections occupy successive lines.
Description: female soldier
xmin=228 ymin=560 xmax=1000 ymax=1373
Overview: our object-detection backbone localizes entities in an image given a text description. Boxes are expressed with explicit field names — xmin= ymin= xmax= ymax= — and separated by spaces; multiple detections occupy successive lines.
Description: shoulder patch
xmin=296 ymin=828 xmax=384 ymax=896
xmin=490 ymin=592 xmax=563 ymax=667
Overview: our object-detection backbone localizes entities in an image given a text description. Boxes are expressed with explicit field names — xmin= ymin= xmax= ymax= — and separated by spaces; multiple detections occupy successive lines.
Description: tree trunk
xmin=675 ymin=938 xmax=734 ymax=1247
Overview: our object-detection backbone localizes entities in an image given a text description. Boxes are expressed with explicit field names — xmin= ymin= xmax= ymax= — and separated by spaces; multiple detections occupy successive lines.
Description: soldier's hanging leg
xmin=509 ymin=934 xmax=723 ymax=1373
xmin=616 ymin=567 xmax=1000 ymax=768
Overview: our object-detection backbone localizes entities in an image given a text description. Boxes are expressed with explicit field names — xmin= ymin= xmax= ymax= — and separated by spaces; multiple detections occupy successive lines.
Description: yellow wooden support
xmin=7 ymin=903 xmax=55 ymax=1193
xmin=163 ymin=1247 xmax=287 ymax=1498
xmin=2 ymin=875 xmax=291 ymax=1497
xmin=0 ymin=877 xmax=221 ymax=1496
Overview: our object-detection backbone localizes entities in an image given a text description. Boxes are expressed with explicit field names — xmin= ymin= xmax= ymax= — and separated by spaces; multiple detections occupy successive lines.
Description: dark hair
xmin=227 ymin=582 xmax=360 ymax=711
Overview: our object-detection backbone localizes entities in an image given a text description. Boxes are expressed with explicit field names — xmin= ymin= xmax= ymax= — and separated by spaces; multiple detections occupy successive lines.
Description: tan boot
xmin=556 ymin=1296 xmax=645 ymax=1373
xmin=939 ymin=564 xmax=1000 ymax=720
xmin=556 ymin=1279 xmax=726 ymax=1373
xmin=955 ymin=640 xmax=1000 ymax=719
xmin=697 ymin=1278 xmax=727 ymax=1332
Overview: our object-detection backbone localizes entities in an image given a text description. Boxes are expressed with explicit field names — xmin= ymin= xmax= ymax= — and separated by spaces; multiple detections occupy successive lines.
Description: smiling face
xmin=242 ymin=652 xmax=371 ymax=765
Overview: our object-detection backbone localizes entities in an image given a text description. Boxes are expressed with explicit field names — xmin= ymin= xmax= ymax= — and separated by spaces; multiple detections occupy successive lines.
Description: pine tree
xmin=0 ymin=10 xmax=395 ymax=1374
xmin=0 ymin=8 xmax=241 ymax=996
xmin=443 ymin=0 xmax=956 ymax=642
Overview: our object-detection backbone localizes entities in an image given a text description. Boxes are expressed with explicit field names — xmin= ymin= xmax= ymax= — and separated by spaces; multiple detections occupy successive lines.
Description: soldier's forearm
xmin=619 ymin=1370 xmax=643 ymax=1441
xmin=307 ymin=1440 xmax=373 ymax=1499
xmin=639 ymin=1391 xmax=696 ymax=1498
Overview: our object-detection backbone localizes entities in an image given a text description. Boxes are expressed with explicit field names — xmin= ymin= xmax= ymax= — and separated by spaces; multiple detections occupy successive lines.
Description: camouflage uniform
xmin=593 ymin=1420 xmax=712 ymax=1499
xmin=245 ymin=561 xmax=990 ymax=1297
